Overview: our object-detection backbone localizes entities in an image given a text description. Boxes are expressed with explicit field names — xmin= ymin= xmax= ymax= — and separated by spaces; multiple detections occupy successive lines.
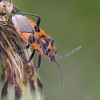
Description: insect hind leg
xmin=29 ymin=54 xmax=41 ymax=68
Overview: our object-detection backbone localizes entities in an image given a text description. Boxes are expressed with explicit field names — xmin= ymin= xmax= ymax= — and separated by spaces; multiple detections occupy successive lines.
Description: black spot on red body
xmin=28 ymin=36 xmax=35 ymax=44
xmin=48 ymin=48 xmax=51 ymax=52
xmin=41 ymin=34 xmax=45 ymax=37
xmin=45 ymin=48 xmax=51 ymax=55
xmin=37 ymin=40 xmax=40 ymax=44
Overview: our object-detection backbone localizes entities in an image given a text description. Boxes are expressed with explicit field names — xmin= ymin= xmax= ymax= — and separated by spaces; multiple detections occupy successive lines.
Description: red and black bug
xmin=0 ymin=12 xmax=81 ymax=86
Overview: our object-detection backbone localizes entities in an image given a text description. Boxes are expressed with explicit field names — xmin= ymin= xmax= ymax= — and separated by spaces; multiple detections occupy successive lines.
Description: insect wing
xmin=12 ymin=15 xmax=34 ymax=34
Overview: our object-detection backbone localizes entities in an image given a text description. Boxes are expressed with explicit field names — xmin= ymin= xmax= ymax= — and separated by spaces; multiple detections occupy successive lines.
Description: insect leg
xmin=27 ymin=49 xmax=35 ymax=63
xmin=13 ymin=4 xmax=20 ymax=13
xmin=37 ymin=54 xmax=41 ymax=68
xmin=30 ymin=54 xmax=41 ymax=68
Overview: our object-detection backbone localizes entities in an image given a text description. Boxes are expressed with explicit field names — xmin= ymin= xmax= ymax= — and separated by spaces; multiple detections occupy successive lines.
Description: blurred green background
xmin=1 ymin=0 xmax=100 ymax=100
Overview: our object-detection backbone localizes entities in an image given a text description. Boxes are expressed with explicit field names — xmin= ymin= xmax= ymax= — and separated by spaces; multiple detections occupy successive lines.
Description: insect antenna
xmin=53 ymin=60 xmax=64 ymax=87
xmin=57 ymin=46 xmax=81 ymax=59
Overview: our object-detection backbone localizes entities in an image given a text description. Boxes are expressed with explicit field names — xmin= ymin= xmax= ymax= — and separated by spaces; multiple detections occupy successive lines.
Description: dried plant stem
xmin=0 ymin=1 xmax=43 ymax=100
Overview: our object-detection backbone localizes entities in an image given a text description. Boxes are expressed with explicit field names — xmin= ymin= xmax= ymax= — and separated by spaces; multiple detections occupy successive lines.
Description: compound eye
xmin=34 ymin=25 xmax=40 ymax=32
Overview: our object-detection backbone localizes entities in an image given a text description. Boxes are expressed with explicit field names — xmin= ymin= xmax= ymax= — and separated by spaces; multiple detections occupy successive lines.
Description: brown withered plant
xmin=0 ymin=1 xmax=43 ymax=100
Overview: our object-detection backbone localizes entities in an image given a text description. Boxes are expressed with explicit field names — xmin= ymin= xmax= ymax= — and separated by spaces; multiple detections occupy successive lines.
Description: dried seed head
xmin=0 ymin=1 xmax=43 ymax=100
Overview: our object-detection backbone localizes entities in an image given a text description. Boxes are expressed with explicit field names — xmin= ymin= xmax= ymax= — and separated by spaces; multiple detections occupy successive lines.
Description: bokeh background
xmin=1 ymin=0 xmax=100 ymax=100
